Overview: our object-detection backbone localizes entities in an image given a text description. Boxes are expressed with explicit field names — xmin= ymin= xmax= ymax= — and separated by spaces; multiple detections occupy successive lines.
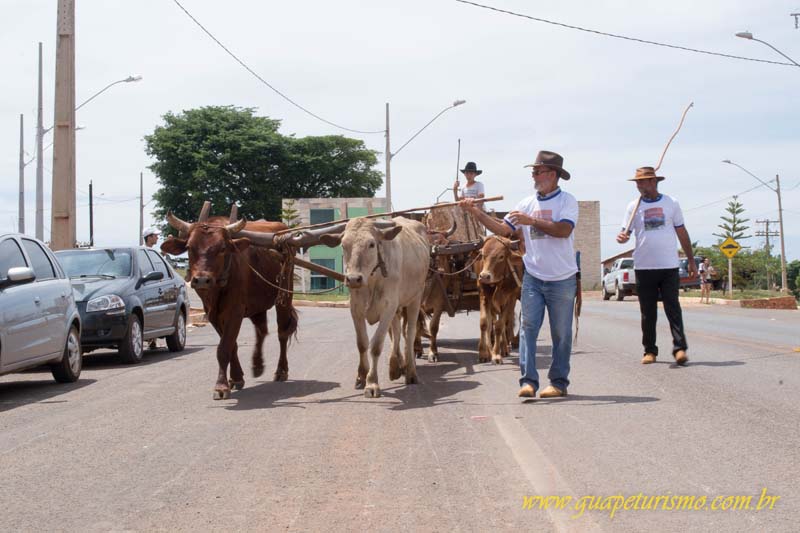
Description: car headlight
xmin=86 ymin=294 xmax=126 ymax=313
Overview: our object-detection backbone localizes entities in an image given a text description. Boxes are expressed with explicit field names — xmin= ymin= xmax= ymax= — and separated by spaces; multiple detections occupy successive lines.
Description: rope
xmin=429 ymin=250 xmax=483 ymax=276
xmin=248 ymin=264 xmax=345 ymax=295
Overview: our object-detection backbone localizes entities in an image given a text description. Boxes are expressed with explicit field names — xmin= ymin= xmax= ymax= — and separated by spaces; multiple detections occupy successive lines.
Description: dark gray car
xmin=0 ymin=233 xmax=82 ymax=383
xmin=55 ymin=247 xmax=188 ymax=364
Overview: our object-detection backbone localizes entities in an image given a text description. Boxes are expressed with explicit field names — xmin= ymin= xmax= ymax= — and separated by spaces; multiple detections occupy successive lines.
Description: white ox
xmin=320 ymin=217 xmax=430 ymax=398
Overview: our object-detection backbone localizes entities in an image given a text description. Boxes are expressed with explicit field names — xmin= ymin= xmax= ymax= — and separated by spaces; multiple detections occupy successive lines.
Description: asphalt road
xmin=1 ymin=296 xmax=798 ymax=532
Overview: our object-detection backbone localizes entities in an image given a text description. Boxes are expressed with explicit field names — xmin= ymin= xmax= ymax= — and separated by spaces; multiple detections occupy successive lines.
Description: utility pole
xmin=139 ymin=172 xmax=144 ymax=245
xmin=384 ymin=103 xmax=392 ymax=211
xmin=36 ymin=42 xmax=44 ymax=241
xmin=755 ymin=219 xmax=779 ymax=289
xmin=18 ymin=115 xmax=25 ymax=234
xmin=775 ymin=174 xmax=788 ymax=292
xmin=50 ymin=0 xmax=76 ymax=250
xmin=792 ymin=13 xmax=799 ymax=29
xmin=89 ymin=180 xmax=94 ymax=247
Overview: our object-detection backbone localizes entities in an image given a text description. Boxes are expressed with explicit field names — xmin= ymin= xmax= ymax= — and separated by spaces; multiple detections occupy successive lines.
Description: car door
xmin=135 ymin=249 xmax=166 ymax=331
xmin=0 ymin=237 xmax=47 ymax=367
xmin=146 ymin=250 xmax=178 ymax=329
xmin=20 ymin=238 xmax=66 ymax=357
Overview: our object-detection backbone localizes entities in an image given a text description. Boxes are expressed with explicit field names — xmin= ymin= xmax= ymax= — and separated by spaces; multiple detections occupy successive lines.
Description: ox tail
xmin=286 ymin=304 xmax=299 ymax=345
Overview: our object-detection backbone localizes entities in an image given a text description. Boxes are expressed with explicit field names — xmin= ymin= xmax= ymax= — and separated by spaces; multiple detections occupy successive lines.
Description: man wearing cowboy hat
xmin=453 ymin=161 xmax=486 ymax=202
xmin=616 ymin=166 xmax=696 ymax=366
xmin=461 ymin=150 xmax=579 ymax=399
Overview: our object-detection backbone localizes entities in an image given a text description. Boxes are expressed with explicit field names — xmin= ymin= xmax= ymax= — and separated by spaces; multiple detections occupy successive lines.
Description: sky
xmin=2 ymin=0 xmax=799 ymax=263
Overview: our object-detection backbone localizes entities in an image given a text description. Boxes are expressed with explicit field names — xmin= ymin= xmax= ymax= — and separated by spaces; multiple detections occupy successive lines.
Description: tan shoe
xmin=539 ymin=385 xmax=567 ymax=398
xmin=518 ymin=384 xmax=536 ymax=398
xmin=674 ymin=350 xmax=688 ymax=366
xmin=641 ymin=353 xmax=657 ymax=364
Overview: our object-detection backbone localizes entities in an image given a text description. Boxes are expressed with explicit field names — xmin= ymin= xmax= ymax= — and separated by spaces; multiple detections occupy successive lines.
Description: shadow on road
xmin=221 ymin=379 xmax=341 ymax=411
xmin=0 ymin=378 xmax=97 ymax=413
xmin=526 ymin=393 xmax=660 ymax=406
xmin=82 ymin=346 xmax=204 ymax=370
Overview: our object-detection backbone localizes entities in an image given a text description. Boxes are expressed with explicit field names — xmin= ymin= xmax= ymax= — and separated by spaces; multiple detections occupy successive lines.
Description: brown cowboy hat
xmin=460 ymin=161 xmax=483 ymax=176
xmin=523 ymin=150 xmax=571 ymax=180
xmin=628 ymin=166 xmax=665 ymax=182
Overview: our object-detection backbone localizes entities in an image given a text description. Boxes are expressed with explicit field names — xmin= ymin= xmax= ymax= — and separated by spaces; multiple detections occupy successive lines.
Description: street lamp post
xmin=384 ymin=99 xmax=466 ymax=210
xmin=735 ymin=32 xmax=800 ymax=66
xmin=722 ymin=160 xmax=789 ymax=292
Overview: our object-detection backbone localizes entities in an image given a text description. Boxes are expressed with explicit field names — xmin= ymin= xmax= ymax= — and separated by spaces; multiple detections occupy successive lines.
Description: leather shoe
xmin=518 ymin=384 xmax=536 ymax=398
xmin=674 ymin=350 xmax=688 ymax=366
xmin=641 ymin=353 xmax=656 ymax=364
xmin=539 ymin=385 xmax=567 ymax=398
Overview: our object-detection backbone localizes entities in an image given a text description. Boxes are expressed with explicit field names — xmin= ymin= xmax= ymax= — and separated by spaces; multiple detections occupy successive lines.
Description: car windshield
xmin=620 ymin=259 xmax=634 ymax=269
xmin=56 ymin=250 xmax=132 ymax=278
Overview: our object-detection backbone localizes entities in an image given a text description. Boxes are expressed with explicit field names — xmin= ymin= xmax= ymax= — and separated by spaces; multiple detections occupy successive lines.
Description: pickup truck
xmin=602 ymin=258 xmax=636 ymax=301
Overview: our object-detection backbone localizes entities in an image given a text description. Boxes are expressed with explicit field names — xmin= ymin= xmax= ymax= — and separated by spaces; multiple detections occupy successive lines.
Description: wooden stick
xmin=624 ymin=102 xmax=694 ymax=235
xmin=275 ymin=195 xmax=504 ymax=235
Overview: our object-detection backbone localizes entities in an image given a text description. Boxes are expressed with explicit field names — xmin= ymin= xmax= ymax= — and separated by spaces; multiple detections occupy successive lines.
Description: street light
xmin=735 ymin=31 xmax=800 ymax=66
xmin=721 ymin=159 xmax=789 ymax=292
xmin=384 ymin=99 xmax=466 ymax=210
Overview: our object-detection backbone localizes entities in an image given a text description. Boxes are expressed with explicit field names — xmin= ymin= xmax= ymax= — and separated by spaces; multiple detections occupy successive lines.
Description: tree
xmin=280 ymin=199 xmax=301 ymax=228
xmin=712 ymin=196 xmax=751 ymax=241
xmin=144 ymin=106 xmax=382 ymax=230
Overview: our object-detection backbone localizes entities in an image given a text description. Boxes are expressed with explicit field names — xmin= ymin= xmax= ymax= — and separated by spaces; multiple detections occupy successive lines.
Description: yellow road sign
xmin=719 ymin=236 xmax=742 ymax=259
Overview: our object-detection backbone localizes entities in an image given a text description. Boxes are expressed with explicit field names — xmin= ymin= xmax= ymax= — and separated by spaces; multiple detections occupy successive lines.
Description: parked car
xmin=602 ymin=258 xmax=636 ymax=301
xmin=54 ymin=247 xmax=188 ymax=364
xmin=0 ymin=233 xmax=82 ymax=383
xmin=679 ymin=257 xmax=703 ymax=291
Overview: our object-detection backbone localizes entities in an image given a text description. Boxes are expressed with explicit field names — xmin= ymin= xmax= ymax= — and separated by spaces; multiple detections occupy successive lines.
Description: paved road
xmin=1 ymin=297 xmax=798 ymax=532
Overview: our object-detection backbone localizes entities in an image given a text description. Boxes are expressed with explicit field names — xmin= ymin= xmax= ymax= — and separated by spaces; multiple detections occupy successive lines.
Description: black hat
xmin=524 ymin=150 xmax=571 ymax=180
xmin=460 ymin=162 xmax=483 ymax=176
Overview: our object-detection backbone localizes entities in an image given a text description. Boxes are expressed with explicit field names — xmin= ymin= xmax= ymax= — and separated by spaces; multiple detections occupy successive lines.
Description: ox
xmin=316 ymin=217 xmax=430 ymax=398
xmin=161 ymin=203 xmax=298 ymax=400
xmin=477 ymin=236 xmax=523 ymax=364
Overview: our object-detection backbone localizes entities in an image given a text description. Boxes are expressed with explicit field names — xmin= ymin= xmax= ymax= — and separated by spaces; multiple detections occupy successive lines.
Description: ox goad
xmin=161 ymin=203 xmax=298 ymax=400
xmin=319 ymin=217 xmax=430 ymax=398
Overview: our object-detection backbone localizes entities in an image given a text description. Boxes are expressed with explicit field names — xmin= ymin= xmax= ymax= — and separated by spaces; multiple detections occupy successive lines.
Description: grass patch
xmin=682 ymin=289 xmax=791 ymax=300
xmin=294 ymin=292 xmax=350 ymax=302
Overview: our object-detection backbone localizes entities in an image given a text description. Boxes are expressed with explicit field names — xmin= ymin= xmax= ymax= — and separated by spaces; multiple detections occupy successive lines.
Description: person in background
xmin=143 ymin=227 xmax=160 ymax=249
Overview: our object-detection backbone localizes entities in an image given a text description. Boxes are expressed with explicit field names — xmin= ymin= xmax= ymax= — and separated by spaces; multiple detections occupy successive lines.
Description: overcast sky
xmin=2 ymin=0 xmax=799 ymax=261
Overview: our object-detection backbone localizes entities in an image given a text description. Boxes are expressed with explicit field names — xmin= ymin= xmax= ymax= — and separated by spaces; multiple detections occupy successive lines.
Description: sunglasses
xmin=532 ymin=168 xmax=554 ymax=177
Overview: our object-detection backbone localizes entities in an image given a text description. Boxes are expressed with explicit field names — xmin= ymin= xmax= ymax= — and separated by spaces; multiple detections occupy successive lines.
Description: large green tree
xmin=145 ymin=106 xmax=382 ymax=228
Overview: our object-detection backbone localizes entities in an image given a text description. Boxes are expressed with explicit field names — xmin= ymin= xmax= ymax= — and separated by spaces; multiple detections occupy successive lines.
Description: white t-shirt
xmin=514 ymin=188 xmax=579 ymax=281
xmin=622 ymin=194 xmax=685 ymax=270
xmin=460 ymin=181 xmax=485 ymax=199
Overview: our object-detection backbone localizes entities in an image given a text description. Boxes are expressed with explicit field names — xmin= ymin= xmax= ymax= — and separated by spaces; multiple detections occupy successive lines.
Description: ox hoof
xmin=213 ymin=388 xmax=231 ymax=400
xmin=364 ymin=385 xmax=381 ymax=398
xmin=229 ymin=380 xmax=245 ymax=390
xmin=427 ymin=353 xmax=439 ymax=363
xmin=492 ymin=356 xmax=504 ymax=365
xmin=273 ymin=371 xmax=288 ymax=382
xmin=478 ymin=355 xmax=491 ymax=364
xmin=389 ymin=358 xmax=402 ymax=381
xmin=355 ymin=375 xmax=366 ymax=389
xmin=252 ymin=364 xmax=265 ymax=378
xmin=405 ymin=374 xmax=419 ymax=385
xmin=415 ymin=351 xmax=424 ymax=359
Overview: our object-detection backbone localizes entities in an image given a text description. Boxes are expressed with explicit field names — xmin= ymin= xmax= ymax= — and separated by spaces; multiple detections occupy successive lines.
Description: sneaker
xmin=641 ymin=353 xmax=657 ymax=364
xmin=674 ymin=350 xmax=688 ymax=366
xmin=518 ymin=384 xmax=536 ymax=398
xmin=539 ymin=385 xmax=567 ymax=398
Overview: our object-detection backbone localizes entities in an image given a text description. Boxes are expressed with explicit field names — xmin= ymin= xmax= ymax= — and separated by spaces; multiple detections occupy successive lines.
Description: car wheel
xmin=119 ymin=314 xmax=144 ymax=364
xmin=602 ymin=283 xmax=611 ymax=300
xmin=51 ymin=326 xmax=82 ymax=383
xmin=615 ymin=282 xmax=624 ymax=301
xmin=166 ymin=310 xmax=186 ymax=352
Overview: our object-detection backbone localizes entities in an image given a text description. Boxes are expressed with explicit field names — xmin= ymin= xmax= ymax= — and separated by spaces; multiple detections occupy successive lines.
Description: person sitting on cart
xmin=453 ymin=161 xmax=486 ymax=203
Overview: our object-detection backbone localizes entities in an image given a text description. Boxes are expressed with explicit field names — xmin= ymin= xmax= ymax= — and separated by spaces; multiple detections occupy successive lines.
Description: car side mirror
xmin=141 ymin=271 xmax=164 ymax=283
xmin=0 ymin=267 xmax=36 ymax=289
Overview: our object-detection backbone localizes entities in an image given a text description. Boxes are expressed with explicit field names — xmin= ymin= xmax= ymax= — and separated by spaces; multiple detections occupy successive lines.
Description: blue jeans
xmin=519 ymin=271 xmax=576 ymax=391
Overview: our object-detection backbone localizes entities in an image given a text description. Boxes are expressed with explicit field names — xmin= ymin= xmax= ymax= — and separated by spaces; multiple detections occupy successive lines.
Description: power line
xmin=171 ymin=0 xmax=385 ymax=135
xmin=455 ymin=0 xmax=800 ymax=68
xmin=684 ymin=182 xmax=771 ymax=212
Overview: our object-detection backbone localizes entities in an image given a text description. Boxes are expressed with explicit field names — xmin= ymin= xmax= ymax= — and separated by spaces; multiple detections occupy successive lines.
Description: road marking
xmin=494 ymin=415 xmax=602 ymax=532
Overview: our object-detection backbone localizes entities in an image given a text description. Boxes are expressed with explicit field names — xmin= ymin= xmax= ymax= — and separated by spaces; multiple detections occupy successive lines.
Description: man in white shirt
xmin=461 ymin=150 xmax=578 ymax=399
xmin=143 ymin=227 xmax=160 ymax=249
xmin=616 ymin=167 xmax=696 ymax=366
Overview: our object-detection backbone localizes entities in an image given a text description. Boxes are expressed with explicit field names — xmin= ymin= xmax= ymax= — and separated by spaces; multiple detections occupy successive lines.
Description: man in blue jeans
xmin=461 ymin=150 xmax=579 ymax=399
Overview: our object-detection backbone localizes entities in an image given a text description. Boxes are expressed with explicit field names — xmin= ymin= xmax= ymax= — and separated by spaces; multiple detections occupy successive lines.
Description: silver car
xmin=0 ymin=233 xmax=82 ymax=382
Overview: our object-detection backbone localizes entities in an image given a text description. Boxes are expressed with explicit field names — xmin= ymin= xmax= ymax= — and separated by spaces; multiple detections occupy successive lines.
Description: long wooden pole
xmin=273 ymin=195 xmax=504 ymax=235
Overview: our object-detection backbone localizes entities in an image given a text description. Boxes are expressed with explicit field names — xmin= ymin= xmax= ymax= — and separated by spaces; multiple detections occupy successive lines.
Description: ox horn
xmin=166 ymin=211 xmax=192 ymax=236
xmin=198 ymin=201 xmax=211 ymax=222
xmin=373 ymin=220 xmax=397 ymax=229
xmin=233 ymin=229 xmax=276 ymax=248
xmin=225 ymin=218 xmax=247 ymax=234
xmin=229 ymin=204 xmax=238 ymax=223
xmin=443 ymin=217 xmax=458 ymax=238
xmin=286 ymin=223 xmax=348 ymax=248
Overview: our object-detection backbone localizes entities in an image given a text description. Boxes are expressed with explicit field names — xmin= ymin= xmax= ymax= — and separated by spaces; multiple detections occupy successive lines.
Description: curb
xmin=293 ymin=299 xmax=349 ymax=308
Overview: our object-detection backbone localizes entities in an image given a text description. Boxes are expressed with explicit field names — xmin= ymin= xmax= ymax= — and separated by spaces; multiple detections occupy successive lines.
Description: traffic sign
xmin=719 ymin=236 xmax=742 ymax=259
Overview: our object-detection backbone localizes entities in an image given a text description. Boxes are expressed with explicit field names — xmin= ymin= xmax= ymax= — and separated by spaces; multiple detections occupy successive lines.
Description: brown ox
xmin=160 ymin=204 xmax=298 ymax=400
xmin=318 ymin=217 xmax=430 ymax=398
xmin=477 ymin=236 xmax=523 ymax=364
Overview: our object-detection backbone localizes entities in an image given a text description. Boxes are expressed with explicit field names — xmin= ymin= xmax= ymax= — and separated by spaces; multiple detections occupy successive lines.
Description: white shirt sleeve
xmin=672 ymin=198 xmax=685 ymax=227
xmin=475 ymin=181 xmax=485 ymax=196
xmin=560 ymin=194 xmax=579 ymax=226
